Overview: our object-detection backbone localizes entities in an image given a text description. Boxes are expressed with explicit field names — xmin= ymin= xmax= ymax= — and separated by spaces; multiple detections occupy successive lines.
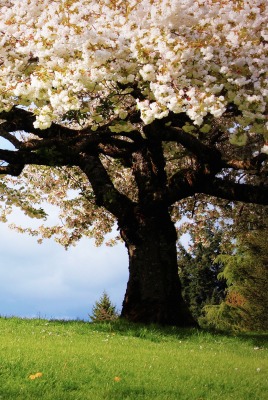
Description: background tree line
xmin=178 ymin=202 xmax=268 ymax=331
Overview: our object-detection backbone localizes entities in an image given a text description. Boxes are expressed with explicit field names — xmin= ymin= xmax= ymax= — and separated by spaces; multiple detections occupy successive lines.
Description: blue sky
xmin=0 ymin=135 xmax=128 ymax=320
xmin=0 ymin=217 xmax=128 ymax=321
xmin=0 ymin=205 xmax=188 ymax=321
xmin=0 ymin=137 xmax=187 ymax=322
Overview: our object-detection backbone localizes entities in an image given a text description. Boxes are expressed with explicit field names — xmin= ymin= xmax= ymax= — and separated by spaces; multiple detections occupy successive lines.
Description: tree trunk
xmin=119 ymin=208 xmax=196 ymax=326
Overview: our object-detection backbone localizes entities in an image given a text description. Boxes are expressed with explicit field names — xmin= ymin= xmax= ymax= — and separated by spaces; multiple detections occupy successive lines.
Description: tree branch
xmin=223 ymin=153 xmax=268 ymax=172
xmin=0 ymin=127 xmax=23 ymax=149
xmin=159 ymin=125 xmax=223 ymax=174
xmin=0 ymin=163 xmax=24 ymax=176
xmin=200 ymin=177 xmax=268 ymax=205
xmin=167 ymin=168 xmax=200 ymax=205
xmin=0 ymin=149 xmax=24 ymax=164
xmin=0 ymin=143 xmax=76 ymax=173
xmin=0 ymin=107 xmax=77 ymax=139
xmin=78 ymin=152 xmax=134 ymax=218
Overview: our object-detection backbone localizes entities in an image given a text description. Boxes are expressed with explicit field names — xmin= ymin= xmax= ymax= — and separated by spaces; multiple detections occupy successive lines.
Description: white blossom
xmin=0 ymin=0 xmax=266 ymax=143
xmin=261 ymin=144 xmax=268 ymax=155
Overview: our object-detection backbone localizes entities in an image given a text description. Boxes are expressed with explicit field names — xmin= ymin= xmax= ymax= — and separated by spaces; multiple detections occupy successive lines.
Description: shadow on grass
xmin=1 ymin=315 xmax=267 ymax=347
xmin=55 ymin=317 xmax=268 ymax=347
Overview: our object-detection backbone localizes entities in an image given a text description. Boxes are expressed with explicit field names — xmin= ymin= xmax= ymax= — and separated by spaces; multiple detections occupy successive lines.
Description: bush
xmin=90 ymin=291 xmax=119 ymax=322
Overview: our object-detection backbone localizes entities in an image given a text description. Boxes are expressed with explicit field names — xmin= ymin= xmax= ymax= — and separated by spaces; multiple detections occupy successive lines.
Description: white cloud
xmin=0 ymin=139 xmax=129 ymax=320
xmin=0 ymin=221 xmax=128 ymax=320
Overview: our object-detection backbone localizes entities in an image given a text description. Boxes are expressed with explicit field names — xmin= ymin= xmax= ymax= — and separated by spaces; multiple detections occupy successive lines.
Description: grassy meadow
xmin=0 ymin=317 xmax=267 ymax=400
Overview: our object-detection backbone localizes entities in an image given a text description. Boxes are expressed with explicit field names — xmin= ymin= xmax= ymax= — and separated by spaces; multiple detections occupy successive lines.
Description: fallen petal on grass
xmin=29 ymin=372 xmax=43 ymax=380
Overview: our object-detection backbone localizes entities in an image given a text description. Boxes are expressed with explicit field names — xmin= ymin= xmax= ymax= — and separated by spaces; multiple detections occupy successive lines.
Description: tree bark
xmin=119 ymin=207 xmax=196 ymax=326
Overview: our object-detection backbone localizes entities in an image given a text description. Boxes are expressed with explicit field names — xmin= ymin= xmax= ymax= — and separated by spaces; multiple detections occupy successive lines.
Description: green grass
xmin=0 ymin=317 xmax=267 ymax=399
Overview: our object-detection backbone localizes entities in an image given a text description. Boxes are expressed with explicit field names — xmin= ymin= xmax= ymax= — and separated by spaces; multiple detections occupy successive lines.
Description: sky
xmin=0 ymin=135 xmax=128 ymax=321
xmin=0 ymin=207 xmax=129 ymax=321
xmin=0 ymin=136 xmax=187 ymax=322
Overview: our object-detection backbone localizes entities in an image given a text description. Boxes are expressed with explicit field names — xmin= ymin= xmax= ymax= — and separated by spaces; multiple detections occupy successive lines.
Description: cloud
xmin=0 ymin=220 xmax=128 ymax=320
xmin=0 ymin=170 xmax=129 ymax=321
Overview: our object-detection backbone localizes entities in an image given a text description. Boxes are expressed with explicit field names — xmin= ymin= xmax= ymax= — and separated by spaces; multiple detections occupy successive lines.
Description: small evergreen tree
xmin=90 ymin=291 xmax=119 ymax=323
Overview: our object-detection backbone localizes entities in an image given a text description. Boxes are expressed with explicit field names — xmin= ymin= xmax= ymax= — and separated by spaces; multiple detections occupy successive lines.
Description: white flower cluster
xmin=0 ymin=0 xmax=267 ymax=142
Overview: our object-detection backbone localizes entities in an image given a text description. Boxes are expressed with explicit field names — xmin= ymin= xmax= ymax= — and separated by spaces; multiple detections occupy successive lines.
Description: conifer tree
xmin=202 ymin=227 xmax=268 ymax=331
xmin=90 ymin=292 xmax=119 ymax=323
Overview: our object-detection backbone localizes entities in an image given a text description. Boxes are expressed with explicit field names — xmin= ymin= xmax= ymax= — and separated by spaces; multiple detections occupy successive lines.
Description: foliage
xmin=178 ymin=224 xmax=227 ymax=322
xmin=201 ymin=228 xmax=268 ymax=332
xmin=90 ymin=291 xmax=119 ymax=322
xmin=0 ymin=317 xmax=267 ymax=400
xmin=200 ymin=301 xmax=248 ymax=332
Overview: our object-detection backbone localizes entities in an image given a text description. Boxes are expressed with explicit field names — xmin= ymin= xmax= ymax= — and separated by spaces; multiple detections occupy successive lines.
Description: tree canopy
xmin=0 ymin=0 xmax=267 ymax=136
xmin=0 ymin=0 xmax=267 ymax=326
xmin=1 ymin=0 xmax=267 ymax=190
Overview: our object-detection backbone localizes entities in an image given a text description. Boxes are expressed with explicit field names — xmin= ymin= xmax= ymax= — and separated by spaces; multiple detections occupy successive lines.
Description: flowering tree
xmin=0 ymin=0 xmax=267 ymax=326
